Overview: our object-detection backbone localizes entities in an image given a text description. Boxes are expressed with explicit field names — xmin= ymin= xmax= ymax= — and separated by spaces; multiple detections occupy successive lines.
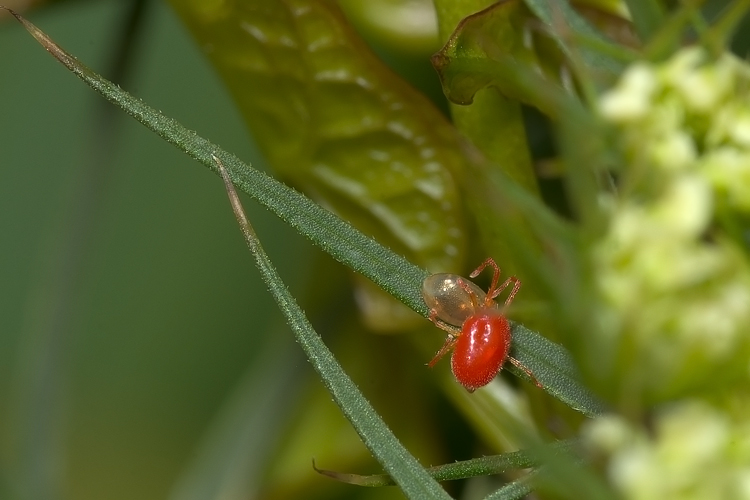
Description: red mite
xmin=421 ymin=258 xmax=539 ymax=392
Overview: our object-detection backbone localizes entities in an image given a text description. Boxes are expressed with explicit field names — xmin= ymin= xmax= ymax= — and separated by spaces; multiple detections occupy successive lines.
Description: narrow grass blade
xmin=484 ymin=475 xmax=534 ymax=500
xmin=314 ymin=440 xmax=577 ymax=486
xmin=510 ymin=325 xmax=606 ymax=417
xmin=212 ymin=156 xmax=450 ymax=499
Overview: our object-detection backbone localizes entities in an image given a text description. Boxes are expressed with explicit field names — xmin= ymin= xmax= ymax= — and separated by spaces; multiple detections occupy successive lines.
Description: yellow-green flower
xmin=584 ymin=47 xmax=750 ymax=407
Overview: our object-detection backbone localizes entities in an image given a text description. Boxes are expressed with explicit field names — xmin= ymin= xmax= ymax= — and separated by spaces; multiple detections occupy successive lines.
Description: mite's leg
xmin=508 ymin=356 xmax=542 ymax=388
xmin=492 ymin=276 xmax=522 ymax=306
xmin=428 ymin=335 xmax=459 ymax=368
xmin=469 ymin=257 xmax=500 ymax=296
xmin=426 ymin=309 xmax=461 ymax=367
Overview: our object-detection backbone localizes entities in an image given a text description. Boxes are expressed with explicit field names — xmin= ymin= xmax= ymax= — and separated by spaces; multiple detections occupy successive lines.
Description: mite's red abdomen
xmin=451 ymin=311 xmax=512 ymax=392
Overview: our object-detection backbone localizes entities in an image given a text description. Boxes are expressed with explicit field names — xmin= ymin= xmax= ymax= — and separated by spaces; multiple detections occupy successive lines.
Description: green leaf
xmin=432 ymin=0 xmax=567 ymax=112
xmin=432 ymin=0 xmax=539 ymax=194
xmin=168 ymin=0 xmax=468 ymax=277
xmin=484 ymin=475 xmax=533 ymax=500
xmin=3 ymin=6 xmax=605 ymax=418
xmin=510 ymin=325 xmax=606 ymax=416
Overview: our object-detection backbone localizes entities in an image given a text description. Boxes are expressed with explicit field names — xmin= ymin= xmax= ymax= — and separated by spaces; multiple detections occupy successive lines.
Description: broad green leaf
xmin=168 ymin=0 xmax=468 ymax=281
xmin=433 ymin=0 xmax=539 ymax=195
xmin=432 ymin=0 xmax=568 ymax=114
xmin=337 ymin=0 xmax=441 ymax=54
xmin=3 ymin=6 xmax=605 ymax=419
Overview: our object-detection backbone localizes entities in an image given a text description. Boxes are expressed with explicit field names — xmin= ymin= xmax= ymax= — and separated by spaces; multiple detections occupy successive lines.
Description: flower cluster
xmin=599 ymin=47 xmax=750 ymax=210
xmin=589 ymin=47 xmax=750 ymax=405
xmin=583 ymin=45 xmax=750 ymax=500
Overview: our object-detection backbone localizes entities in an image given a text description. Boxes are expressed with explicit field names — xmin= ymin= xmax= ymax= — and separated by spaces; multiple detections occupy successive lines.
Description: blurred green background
xmin=0 ymin=1 xmax=325 ymax=498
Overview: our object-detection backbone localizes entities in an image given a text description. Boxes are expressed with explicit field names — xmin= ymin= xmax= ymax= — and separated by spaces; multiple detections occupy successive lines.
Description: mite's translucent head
xmin=421 ymin=273 xmax=487 ymax=327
